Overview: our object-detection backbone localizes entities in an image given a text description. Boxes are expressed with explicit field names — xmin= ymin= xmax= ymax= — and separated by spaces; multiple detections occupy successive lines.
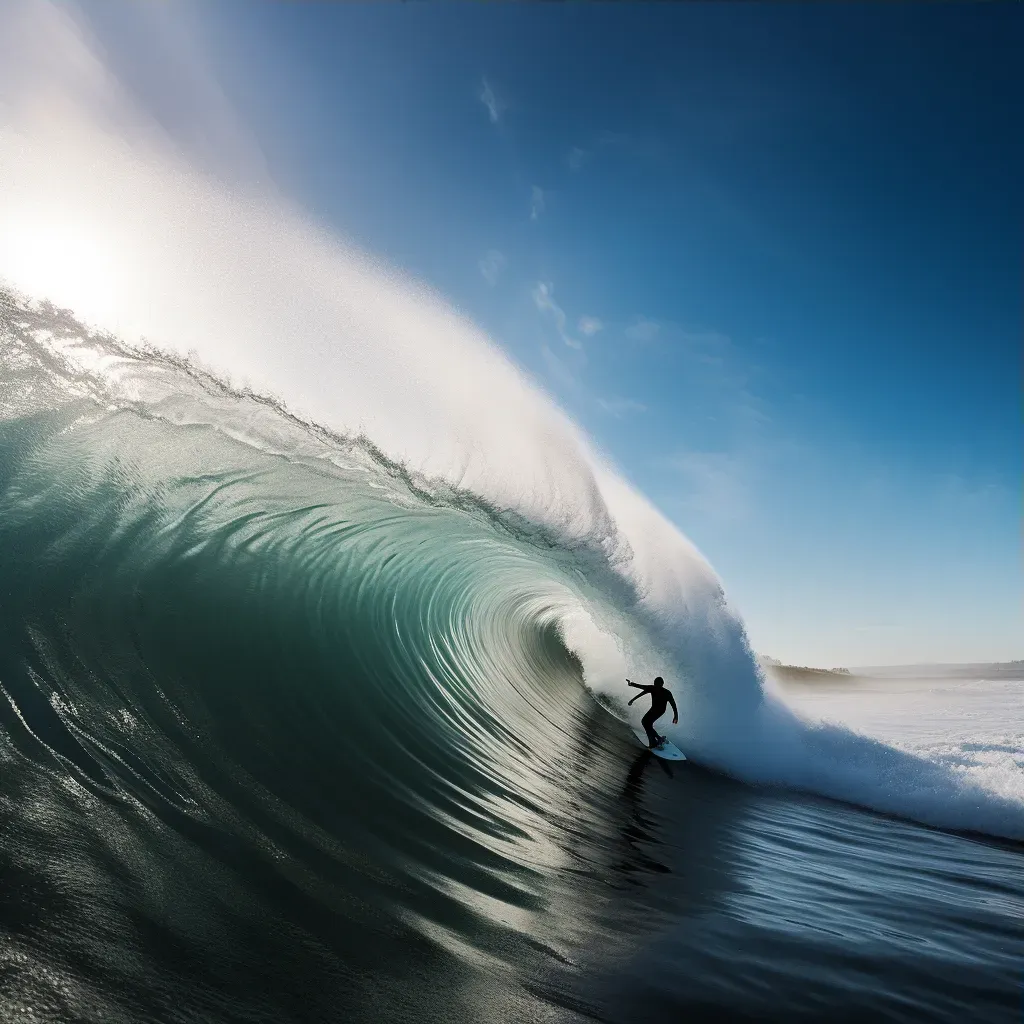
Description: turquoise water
xmin=1 ymin=293 xmax=1021 ymax=1022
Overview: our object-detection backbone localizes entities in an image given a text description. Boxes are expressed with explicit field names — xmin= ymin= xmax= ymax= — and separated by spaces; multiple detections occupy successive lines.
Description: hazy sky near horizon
xmin=40 ymin=3 xmax=1024 ymax=664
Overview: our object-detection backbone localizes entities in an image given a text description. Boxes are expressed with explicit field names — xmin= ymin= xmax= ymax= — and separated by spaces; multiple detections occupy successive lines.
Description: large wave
xmin=2 ymin=297 xmax=1021 ymax=843
xmin=0 ymin=3 xmax=1021 ymax=843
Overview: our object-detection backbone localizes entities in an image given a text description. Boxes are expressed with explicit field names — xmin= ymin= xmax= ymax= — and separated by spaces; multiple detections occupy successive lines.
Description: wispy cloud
xmin=530 ymin=185 xmax=545 ymax=221
xmin=479 ymin=78 xmax=503 ymax=124
xmin=566 ymin=132 xmax=636 ymax=173
xmin=478 ymin=249 xmax=506 ymax=286
xmin=643 ymin=322 xmax=775 ymax=520
xmin=663 ymin=450 xmax=749 ymax=521
xmin=596 ymin=130 xmax=632 ymax=148
xmin=625 ymin=315 xmax=660 ymax=342
xmin=532 ymin=281 xmax=582 ymax=350
xmin=541 ymin=343 xmax=583 ymax=393
xmin=598 ymin=397 xmax=647 ymax=418
xmin=934 ymin=472 xmax=1007 ymax=511
xmin=567 ymin=146 xmax=590 ymax=171
xmin=578 ymin=315 xmax=603 ymax=336
xmin=672 ymin=327 xmax=770 ymax=435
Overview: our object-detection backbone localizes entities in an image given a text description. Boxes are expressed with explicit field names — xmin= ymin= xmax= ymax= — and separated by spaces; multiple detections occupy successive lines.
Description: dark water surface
xmin=3 ymin=699 xmax=1021 ymax=1023
xmin=1 ymin=297 xmax=1021 ymax=1023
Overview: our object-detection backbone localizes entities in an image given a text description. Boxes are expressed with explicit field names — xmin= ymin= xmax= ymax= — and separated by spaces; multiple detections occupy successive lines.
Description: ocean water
xmin=1 ymin=9 xmax=1022 ymax=1016
xmin=1 ymin=297 xmax=1021 ymax=1023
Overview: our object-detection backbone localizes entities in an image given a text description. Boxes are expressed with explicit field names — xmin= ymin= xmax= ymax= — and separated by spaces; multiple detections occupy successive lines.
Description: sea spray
xmin=1 ymin=3 xmax=1022 ymax=840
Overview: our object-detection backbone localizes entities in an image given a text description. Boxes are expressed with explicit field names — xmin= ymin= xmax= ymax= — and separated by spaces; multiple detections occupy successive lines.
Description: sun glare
xmin=0 ymin=203 xmax=130 ymax=327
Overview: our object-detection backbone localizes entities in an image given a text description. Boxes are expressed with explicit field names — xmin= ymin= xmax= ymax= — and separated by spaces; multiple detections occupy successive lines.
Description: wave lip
xmin=0 ymin=0 xmax=1020 ymax=839
xmin=2 ymin=295 xmax=1023 ymax=844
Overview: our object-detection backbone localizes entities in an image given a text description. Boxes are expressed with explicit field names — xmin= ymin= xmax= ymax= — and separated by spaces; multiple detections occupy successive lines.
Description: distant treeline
xmin=758 ymin=656 xmax=1024 ymax=682
xmin=758 ymin=656 xmax=851 ymax=678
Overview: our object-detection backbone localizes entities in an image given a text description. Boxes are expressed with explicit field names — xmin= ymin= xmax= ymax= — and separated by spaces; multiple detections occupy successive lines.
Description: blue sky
xmin=83 ymin=3 xmax=1021 ymax=666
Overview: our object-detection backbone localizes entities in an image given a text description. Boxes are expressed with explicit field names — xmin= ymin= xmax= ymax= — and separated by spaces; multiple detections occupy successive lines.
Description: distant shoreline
xmin=758 ymin=656 xmax=1024 ymax=683
xmin=758 ymin=658 xmax=853 ymax=684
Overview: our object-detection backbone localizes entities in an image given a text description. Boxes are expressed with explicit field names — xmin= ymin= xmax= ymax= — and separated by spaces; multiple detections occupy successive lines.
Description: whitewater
xmin=2 ymin=7 xmax=1023 ymax=1022
xmin=0 ymin=3 xmax=1021 ymax=844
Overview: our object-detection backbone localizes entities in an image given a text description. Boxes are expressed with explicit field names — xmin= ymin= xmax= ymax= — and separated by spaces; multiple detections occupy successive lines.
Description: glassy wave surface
xmin=2 ymin=8 xmax=1022 ymax=1019
xmin=1 ymin=294 xmax=1021 ymax=1023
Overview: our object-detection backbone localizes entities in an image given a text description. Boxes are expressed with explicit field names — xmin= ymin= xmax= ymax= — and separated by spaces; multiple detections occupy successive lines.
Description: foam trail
xmin=1 ymin=1 xmax=1021 ymax=839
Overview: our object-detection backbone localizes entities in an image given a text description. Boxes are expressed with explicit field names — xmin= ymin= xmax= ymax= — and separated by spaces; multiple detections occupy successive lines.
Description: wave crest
xmin=2 ymin=295 xmax=1022 ymax=841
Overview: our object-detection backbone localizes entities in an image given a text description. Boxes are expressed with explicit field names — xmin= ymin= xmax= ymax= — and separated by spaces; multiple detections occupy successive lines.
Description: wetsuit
xmin=628 ymin=682 xmax=677 ymax=747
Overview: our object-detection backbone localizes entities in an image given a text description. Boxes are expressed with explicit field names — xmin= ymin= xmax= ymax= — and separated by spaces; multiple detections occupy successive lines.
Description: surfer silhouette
xmin=626 ymin=677 xmax=678 ymax=749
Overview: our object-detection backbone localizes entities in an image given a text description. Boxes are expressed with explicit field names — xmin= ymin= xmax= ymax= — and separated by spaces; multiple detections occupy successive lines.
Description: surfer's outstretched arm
xmin=627 ymin=682 xmax=651 ymax=706
xmin=626 ymin=679 xmax=644 ymax=689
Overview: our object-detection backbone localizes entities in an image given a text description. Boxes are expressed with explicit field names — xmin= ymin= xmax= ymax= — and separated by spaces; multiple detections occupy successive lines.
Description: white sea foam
xmin=2 ymin=1 xmax=1021 ymax=839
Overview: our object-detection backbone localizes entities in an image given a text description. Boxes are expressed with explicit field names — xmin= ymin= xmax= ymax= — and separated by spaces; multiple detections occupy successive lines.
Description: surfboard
xmin=632 ymin=729 xmax=687 ymax=761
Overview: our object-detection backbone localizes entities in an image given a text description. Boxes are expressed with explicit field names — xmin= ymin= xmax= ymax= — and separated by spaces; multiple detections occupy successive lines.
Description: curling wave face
xmin=3 ymin=17 xmax=1019 ymax=838
xmin=1 ymin=11 xmax=1022 ymax=1017
xmin=0 ymin=302 xmax=613 ymax=868
xmin=3 ymin=296 xmax=1024 ymax=1024
xmin=2 ymin=296 xmax=1021 ymax=846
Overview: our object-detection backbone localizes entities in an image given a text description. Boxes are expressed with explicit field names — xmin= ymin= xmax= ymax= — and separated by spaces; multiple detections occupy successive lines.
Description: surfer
xmin=626 ymin=677 xmax=678 ymax=749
